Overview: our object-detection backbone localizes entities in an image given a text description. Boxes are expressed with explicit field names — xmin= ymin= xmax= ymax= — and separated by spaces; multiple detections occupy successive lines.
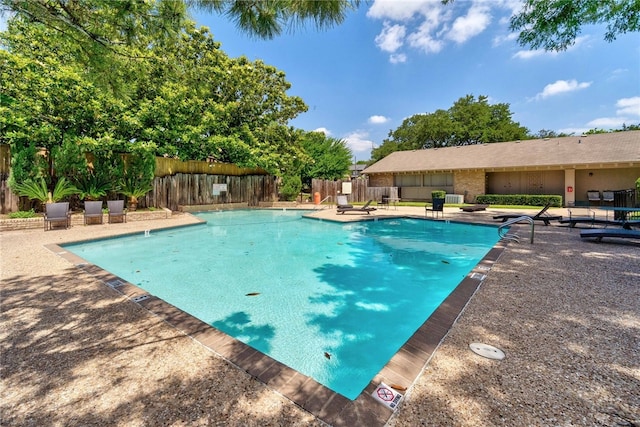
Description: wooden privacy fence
xmin=154 ymin=157 xmax=268 ymax=177
xmin=311 ymin=178 xmax=398 ymax=204
xmin=144 ymin=173 xmax=278 ymax=211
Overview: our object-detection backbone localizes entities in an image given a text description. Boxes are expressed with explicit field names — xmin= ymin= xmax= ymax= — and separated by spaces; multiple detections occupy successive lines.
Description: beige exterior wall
xmin=575 ymin=167 xmax=640 ymax=201
xmin=368 ymin=166 xmax=639 ymax=204
xmin=369 ymin=173 xmax=394 ymax=187
xmin=487 ymin=170 xmax=565 ymax=195
xmin=453 ymin=170 xmax=486 ymax=203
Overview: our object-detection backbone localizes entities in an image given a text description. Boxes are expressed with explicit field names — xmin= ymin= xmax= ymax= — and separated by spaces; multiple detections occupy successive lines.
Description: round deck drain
xmin=469 ymin=343 xmax=505 ymax=360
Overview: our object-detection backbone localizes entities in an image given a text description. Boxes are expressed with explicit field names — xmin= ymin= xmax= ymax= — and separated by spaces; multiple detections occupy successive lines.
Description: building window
xmin=424 ymin=173 xmax=453 ymax=186
xmin=395 ymin=174 xmax=421 ymax=187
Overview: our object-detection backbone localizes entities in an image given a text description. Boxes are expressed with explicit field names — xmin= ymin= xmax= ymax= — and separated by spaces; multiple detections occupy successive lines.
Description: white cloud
xmin=367 ymin=0 xmax=435 ymax=21
xmin=513 ymin=49 xmax=551 ymax=59
xmin=368 ymin=115 xmax=390 ymax=124
xmin=343 ymin=131 xmax=374 ymax=154
xmin=616 ymin=97 xmax=640 ymax=117
xmin=493 ymin=31 xmax=518 ymax=47
xmin=513 ymin=36 xmax=587 ymax=59
xmin=389 ymin=52 xmax=407 ymax=63
xmin=374 ymin=21 xmax=406 ymax=53
xmin=313 ymin=127 xmax=331 ymax=136
xmin=446 ymin=3 xmax=491 ymax=44
xmin=585 ymin=97 xmax=640 ymax=130
xmin=586 ymin=117 xmax=629 ymax=128
xmin=607 ymin=68 xmax=628 ymax=81
xmin=534 ymin=79 xmax=592 ymax=100
xmin=407 ymin=22 xmax=445 ymax=54
xmin=368 ymin=0 xmax=520 ymax=59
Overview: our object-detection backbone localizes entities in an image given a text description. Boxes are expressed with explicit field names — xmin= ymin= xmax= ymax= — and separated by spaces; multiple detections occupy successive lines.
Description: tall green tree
xmin=1 ymin=16 xmax=309 ymax=186
xmin=298 ymin=131 xmax=352 ymax=187
xmin=0 ymin=37 xmax=117 ymax=189
xmin=509 ymin=0 xmax=640 ymax=51
xmin=372 ymin=95 xmax=529 ymax=162
xmin=116 ymin=24 xmax=308 ymax=173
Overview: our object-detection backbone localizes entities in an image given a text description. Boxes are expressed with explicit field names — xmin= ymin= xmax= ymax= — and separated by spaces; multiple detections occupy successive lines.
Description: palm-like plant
xmin=118 ymin=175 xmax=153 ymax=209
xmin=12 ymin=177 xmax=78 ymax=203
xmin=74 ymin=173 xmax=111 ymax=201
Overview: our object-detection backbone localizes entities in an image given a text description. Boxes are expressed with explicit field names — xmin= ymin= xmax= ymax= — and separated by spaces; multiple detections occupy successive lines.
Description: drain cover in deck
xmin=469 ymin=343 xmax=505 ymax=360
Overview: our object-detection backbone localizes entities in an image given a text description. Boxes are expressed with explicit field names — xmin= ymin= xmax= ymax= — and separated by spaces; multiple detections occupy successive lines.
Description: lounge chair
xmin=493 ymin=203 xmax=562 ymax=225
xmin=460 ymin=204 xmax=488 ymax=212
xmin=425 ymin=198 xmax=445 ymax=219
xmin=337 ymin=200 xmax=376 ymax=215
xmin=107 ymin=200 xmax=127 ymax=223
xmin=336 ymin=195 xmax=353 ymax=209
xmin=83 ymin=201 xmax=104 ymax=225
xmin=44 ymin=202 xmax=71 ymax=231
xmin=559 ymin=207 xmax=596 ymax=228
xmin=580 ymin=228 xmax=640 ymax=242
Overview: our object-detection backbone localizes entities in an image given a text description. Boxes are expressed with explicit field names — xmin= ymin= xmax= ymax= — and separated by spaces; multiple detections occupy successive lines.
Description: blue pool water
xmin=63 ymin=210 xmax=500 ymax=399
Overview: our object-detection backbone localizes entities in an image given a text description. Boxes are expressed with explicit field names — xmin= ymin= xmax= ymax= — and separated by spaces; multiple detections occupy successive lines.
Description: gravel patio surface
xmin=1 ymin=207 xmax=638 ymax=426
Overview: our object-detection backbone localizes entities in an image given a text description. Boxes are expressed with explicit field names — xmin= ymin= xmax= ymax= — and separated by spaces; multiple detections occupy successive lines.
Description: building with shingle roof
xmin=362 ymin=131 xmax=640 ymax=205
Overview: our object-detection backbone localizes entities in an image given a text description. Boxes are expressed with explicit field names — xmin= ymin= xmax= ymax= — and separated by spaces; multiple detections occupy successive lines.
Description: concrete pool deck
xmin=1 ymin=206 xmax=639 ymax=426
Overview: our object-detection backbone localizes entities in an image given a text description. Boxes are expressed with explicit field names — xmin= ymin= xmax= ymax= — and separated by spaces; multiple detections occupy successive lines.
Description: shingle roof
xmin=363 ymin=131 xmax=640 ymax=174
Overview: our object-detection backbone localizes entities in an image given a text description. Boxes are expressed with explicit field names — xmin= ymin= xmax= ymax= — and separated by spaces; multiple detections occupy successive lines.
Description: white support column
xmin=564 ymin=169 xmax=576 ymax=206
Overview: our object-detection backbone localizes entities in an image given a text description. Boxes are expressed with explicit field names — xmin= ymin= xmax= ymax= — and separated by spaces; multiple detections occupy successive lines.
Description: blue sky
xmin=194 ymin=1 xmax=640 ymax=161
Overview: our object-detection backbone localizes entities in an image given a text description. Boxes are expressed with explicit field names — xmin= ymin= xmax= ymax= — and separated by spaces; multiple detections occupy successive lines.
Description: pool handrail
xmin=498 ymin=215 xmax=535 ymax=244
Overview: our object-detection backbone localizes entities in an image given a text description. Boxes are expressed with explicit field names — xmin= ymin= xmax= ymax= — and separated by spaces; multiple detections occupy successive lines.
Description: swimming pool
xmin=63 ymin=210 xmax=501 ymax=399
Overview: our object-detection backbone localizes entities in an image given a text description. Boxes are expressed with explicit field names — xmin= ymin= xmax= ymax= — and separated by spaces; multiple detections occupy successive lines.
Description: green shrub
xmin=280 ymin=175 xmax=302 ymax=201
xmin=74 ymin=173 xmax=111 ymax=200
xmin=431 ymin=190 xmax=446 ymax=200
xmin=475 ymin=194 xmax=562 ymax=207
xmin=8 ymin=209 xmax=37 ymax=219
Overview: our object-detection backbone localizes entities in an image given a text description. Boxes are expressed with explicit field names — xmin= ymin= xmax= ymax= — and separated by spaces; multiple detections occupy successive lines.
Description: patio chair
xmin=337 ymin=200 xmax=376 ymax=215
xmin=493 ymin=202 xmax=562 ymax=226
xmin=336 ymin=195 xmax=353 ymax=209
xmin=107 ymin=200 xmax=127 ymax=223
xmin=602 ymin=190 xmax=615 ymax=204
xmin=425 ymin=198 xmax=445 ymax=219
xmin=587 ymin=190 xmax=601 ymax=205
xmin=44 ymin=202 xmax=71 ymax=231
xmin=83 ymin=201 xmax=104 ymax=225
xmin=379 ymin=195 xmax=390 ymax=209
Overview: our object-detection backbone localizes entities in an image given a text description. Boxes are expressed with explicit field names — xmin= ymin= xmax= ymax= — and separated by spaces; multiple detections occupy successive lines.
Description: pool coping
xmin=45 ymin=216 xmax=514 ymax=426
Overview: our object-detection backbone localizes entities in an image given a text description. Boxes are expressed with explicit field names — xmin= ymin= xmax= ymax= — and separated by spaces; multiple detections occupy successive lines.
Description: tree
xmin=0 ymin=37 xmax=117 ymax=190
xmin=196 ymin=0 xmax=360 ymax=39
xmin=372 ymin=95 xmax=529 ymax=162
xmin=0 ymin=0 xmax=359 ymax=85
xmin=509 ymin=0 xmax=640 ymax=51
xmin=298 ymin=131 xmax=352 ymax=187
xmin=2 ymin=18 xmax=309 ymax=185
xmin=442 ymin=0 xmax=639 ymax=51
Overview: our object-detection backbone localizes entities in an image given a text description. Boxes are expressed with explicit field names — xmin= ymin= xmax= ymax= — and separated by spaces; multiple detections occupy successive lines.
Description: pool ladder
xmin=498 ymin=216 xmax=535 ymax=244
xmin=315 ymin=195 xmax=333 ymax=209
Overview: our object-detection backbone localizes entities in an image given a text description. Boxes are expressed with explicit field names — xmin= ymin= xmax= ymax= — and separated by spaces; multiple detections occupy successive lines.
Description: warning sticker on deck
xmin=372 ymin=383 xmax=403 ymax=410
